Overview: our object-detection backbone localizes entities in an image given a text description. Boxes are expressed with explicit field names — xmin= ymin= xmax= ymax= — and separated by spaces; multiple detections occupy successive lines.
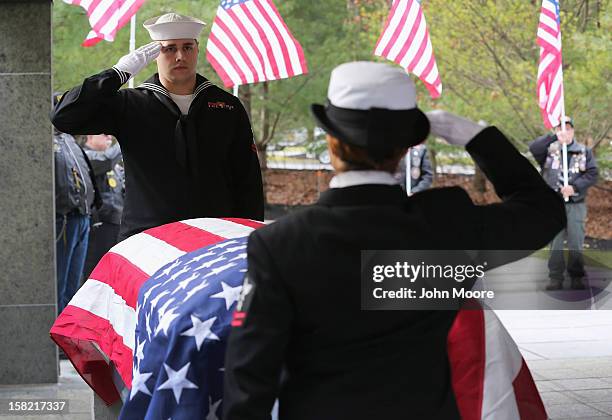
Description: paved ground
xmin=0 ymin=253 xmax=610 ymax=419
xmin=499 ymin=310 xmax=612 ymax=419
xmin=0 ymin=360 xmax=92 ymax=419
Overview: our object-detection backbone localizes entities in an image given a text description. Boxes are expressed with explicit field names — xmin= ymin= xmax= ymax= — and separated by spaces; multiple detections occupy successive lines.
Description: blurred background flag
xmin=62 ymin=0 xmax=146 ymax=47
xmin=374 ymin=0 xmax=442 ymax=98
xmin=206 ymin=0 xmax=308 ymax=88
xmin=536 ymin=0 xmax=565 ymax=129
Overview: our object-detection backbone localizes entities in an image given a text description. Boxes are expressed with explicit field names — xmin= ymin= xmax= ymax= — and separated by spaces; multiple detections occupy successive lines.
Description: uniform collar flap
xmin=317 ymin=184 xmax=408 ymax=208
xmin=137 ymin=73 xmax=213 ymax=99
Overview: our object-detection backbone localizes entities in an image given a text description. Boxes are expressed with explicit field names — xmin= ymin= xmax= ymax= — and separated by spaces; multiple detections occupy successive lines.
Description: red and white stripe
xmin=206 ymin=0 xmax=308 ymax=88
xmin=62 ymin=0 xmax=145 ymax=47
xmin=374 ymin=0 xmax=442 ymax=98
xmin=50 ymin=218 xmax=263 ymax=405
xmin=448 ymin=304 xmax=547 ymax=419
xmin=51 ymin=218 xmax=547 ymax=415
xmin=536 ymin=0 xmax=564 ymax=129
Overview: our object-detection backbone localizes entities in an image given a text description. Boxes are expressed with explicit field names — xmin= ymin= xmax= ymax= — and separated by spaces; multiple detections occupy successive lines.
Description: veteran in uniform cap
xmin=394 ymin=143 xmax=433 ymax=195
xmin=223 ymin=61 xmax=565 ymax=420
xmin=529 ymin=116 xmax=598 ymax=290
xmin=51 ymin=13 xmax=264 ymax=241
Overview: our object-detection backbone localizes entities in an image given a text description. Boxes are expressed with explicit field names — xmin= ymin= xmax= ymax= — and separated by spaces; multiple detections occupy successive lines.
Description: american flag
xmin=50 ymin=217 xmax=546 ymax=419
xmin=206 ymin=0 xmax=308 ymax=88
xmin=374 ymin=0 xmax=442 ymax=98
xmin=121 ymin=236 xmax=252 ymax=418
xmin=536 ymin=0 xmax=565 ymax=129
xmin=62 ymin=0 xmax=145 ymax=47
xmin=50 ymin=218 xmax=263 ymax=405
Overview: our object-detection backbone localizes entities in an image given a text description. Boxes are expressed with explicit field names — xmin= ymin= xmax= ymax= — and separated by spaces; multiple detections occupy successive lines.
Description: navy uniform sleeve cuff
xmin=111 ymin=67 xmax=131 ymax=85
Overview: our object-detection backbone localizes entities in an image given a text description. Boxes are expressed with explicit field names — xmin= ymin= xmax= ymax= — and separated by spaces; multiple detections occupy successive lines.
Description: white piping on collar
xmin=138 ymin=80 xmax=214 ymax=100
xmin=139 ymin=82 xmax=170 ymax=98
xmin=329 ymin=171 xmax=399 ymax=189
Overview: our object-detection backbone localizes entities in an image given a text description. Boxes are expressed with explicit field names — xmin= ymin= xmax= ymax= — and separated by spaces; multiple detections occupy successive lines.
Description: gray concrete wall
xmin=0 ymin=1 xmax=57 ymax=384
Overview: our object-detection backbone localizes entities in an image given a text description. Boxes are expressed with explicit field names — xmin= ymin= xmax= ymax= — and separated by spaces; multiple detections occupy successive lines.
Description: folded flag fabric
xmin=51 ymin=218 xmax=546 ymax=419
xmin=50 ymin=218 xmax=262 ymax=405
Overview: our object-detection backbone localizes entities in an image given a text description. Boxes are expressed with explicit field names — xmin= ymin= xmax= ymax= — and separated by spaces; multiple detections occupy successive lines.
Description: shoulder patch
xmin=231 ymin=273 xmax=255 ymax=327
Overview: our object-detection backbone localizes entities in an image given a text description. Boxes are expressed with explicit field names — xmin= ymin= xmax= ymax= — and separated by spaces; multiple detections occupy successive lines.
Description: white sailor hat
xmin=143 ymin=13 xmax=206 ymax=41
xmin=311 ymin=61 xmax=430 ymax=152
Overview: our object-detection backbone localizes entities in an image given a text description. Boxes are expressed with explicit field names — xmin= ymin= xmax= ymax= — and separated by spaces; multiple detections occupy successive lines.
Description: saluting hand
xmin=113 ymin=42 xmax=162 ymax=80
xmin=425 ymin=110 xmax=486 ymax=147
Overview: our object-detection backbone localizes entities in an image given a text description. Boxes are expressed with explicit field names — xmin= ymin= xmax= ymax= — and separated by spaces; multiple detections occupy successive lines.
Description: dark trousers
xmin=548 ymin=201 xmax=586 ymax=280
xmin=56 ymin=213 xmax=90 ymax=314
xmin=82 ymin=221 xmax=121 ymax=281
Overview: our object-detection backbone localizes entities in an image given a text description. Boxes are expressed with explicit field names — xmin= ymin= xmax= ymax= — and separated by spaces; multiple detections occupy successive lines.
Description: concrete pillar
xmin=0 ymin=1 xmax=57 ymax=384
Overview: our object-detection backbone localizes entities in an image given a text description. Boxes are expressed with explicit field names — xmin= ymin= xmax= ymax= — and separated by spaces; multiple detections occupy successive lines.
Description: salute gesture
xmin=113 ymin=41 xmax=161 ymax=82
xmin=51 ymin=12 xmax=264 ymax=242
xmin=426 ymin=109 xmax=486 ymax=146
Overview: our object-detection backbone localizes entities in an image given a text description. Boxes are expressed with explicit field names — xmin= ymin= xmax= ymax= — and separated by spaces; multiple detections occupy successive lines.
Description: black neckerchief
xmin=137 ymin=74 xmax=214 ymax=177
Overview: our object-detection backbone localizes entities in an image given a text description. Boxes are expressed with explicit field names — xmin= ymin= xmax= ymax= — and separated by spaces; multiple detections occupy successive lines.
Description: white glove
xmin=426 ymin=110 xmax=486 ymax=147
xmin=113 ymin=42 xmax=161 ymax=82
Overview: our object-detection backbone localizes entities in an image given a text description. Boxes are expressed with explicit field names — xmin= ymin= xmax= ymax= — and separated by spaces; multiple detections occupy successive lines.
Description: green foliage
xmin=53 ymin=0 xmax=610 ymax=170
xmin=422 ymin=0 xmax=610 ymax=154
xmin=53 ymin=0 xmax=223 ymax=90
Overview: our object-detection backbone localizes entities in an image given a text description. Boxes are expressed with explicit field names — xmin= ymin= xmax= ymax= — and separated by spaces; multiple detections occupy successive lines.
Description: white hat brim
xmin=144 ymin=20 xmax=205 ymax=41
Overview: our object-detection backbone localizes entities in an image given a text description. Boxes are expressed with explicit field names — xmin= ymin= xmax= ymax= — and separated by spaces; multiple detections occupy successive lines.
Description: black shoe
xmin=546 ymin=279 xmax=563 ymax=290
xmin=570 ymin=277 xmax=586 ymax=290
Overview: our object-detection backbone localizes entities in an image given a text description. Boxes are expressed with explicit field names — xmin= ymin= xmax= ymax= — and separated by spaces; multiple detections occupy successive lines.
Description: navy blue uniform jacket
xmin=223 ymin=127 xmax=566 ymax=420
xmin=52 ymin=69 xmax=264 ymax=240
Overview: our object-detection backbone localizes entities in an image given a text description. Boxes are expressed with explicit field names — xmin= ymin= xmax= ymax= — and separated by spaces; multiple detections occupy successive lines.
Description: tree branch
xmin=259 ymin=76 xmax=312 ymax=147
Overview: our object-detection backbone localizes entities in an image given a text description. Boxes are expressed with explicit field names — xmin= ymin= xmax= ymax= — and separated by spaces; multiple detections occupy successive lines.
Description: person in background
xmin=53 ymin=94 xmax=101 ymax=314
xmin=394 ymin=143 xmax=433 ymax=195
xmin=529 ymin=116 xmax=598 ymax=290
xmin=82 ymin=134 xmax=124 ymax=281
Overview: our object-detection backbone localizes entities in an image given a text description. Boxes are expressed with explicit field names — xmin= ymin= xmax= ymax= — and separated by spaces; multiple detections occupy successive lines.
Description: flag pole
xmin=557 ymin=1 xmax=569 ymax=202
xmin=128 ymin=14 xmax=136 ymax=88
xmin=405 ymin=150 xmax=411 ymax=196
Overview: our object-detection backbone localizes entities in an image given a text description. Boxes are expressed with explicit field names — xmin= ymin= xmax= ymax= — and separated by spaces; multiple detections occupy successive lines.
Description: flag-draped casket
xmin=50 ymin=218 xmax=547 ymax=419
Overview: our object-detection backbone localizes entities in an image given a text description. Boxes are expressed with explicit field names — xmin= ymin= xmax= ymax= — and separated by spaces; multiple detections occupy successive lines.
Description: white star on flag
xmin=211 ymin=282 xmax=243 ymax=310
xmin=185 ymin=280 xmax=209 ymax=301
xmin=180 ymin=315 xmax=219 ymax=351
xmin=196 ymin=256 xmax=226 ymax=270
xmin=230 ymin=253 xmax=247 ymax=261
xmin=168 ymin=266 xmax=190 ymax=282
xmin=190 ymin=251 xmax=216 ymax=263
xmin=210 ymin=240 xmax=238 ymax=250
xmin=172 ymin=273 xmax=200 ymax=295
xmin=156 ymin=362 xmax=198 ymax=403
xmin=157 ymin=298 xmax=175 ymax=320
xmin=145 ymin=311 xmax=152 ymax=341
xmin=142 ymin=282 xmax=162 ymax=303
xmin=203 ymin=262 xmax=237 ymax=279
xmin=135 ymin=337 xmax=146 ymax=368
xmin=130 ymin=367 xmax=153 ymax=400
xmin=223 ymin=245 xmax=247 ymax=253
xmin=149 ymin=290 xmax=170 ymax=309
xmin=160 ymin=259 xmax=181 ymax=277
xmin=155 ymin=307 xmax=180 ymax=336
